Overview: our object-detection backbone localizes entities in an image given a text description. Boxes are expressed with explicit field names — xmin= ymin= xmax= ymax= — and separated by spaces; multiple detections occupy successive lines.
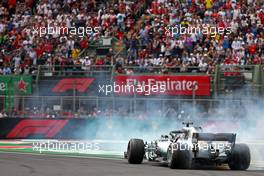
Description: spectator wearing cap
xmin=81 ymin=56 xmax=91 ymax=71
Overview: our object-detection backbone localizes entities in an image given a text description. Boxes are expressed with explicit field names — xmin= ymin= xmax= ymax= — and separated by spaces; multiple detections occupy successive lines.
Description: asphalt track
xmin=0 ymin=152 xmax=263 ymax=176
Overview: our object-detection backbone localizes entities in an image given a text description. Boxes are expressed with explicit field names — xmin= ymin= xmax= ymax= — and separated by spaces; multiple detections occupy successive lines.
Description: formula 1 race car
xmin=125 ymin=122 xmax=250 ymax=170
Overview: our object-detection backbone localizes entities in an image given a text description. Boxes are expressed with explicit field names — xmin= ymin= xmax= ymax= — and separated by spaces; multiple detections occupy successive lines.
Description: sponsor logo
xmin=52 ymin=78 xmax=94 ymax=93
xmin=7 ymin=119 xmax=68 ymax=138
xmin=114 ymin=75 xmax=210 ymax=96
xmin=0 ymin=82 xmax=6 ymax=91
xmin=17 ymin=79 xmax=28 ymax=92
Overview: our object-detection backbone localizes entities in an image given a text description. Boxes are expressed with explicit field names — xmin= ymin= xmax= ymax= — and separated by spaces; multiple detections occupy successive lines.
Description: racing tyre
xmin=167 ymin=143 xmax=192 ymax=169
xmin=127 ymin=139 xmax=145 ymax=164
xmin=228 ymin=143 xmax=251 ymax=170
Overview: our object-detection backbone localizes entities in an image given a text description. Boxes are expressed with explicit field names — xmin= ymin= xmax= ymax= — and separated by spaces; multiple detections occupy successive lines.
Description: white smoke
xmin=83 ymin=89 xmax=264 ymax=169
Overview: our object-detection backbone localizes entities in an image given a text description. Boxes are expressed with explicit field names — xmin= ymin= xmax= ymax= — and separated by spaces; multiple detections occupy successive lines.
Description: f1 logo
xmin=7 ymin=119 xmax=68 ymax=138
xmin=52 ymin=78 xmax=94 ymax=93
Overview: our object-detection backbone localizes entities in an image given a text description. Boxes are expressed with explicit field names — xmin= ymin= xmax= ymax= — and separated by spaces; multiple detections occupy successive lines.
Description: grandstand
xmin=0 ymin=0 xmax=263 ymax=119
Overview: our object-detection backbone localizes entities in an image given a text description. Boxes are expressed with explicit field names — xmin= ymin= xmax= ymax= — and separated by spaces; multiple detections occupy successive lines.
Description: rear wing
xmin=192 ymin=133 xmax=236 ymax=143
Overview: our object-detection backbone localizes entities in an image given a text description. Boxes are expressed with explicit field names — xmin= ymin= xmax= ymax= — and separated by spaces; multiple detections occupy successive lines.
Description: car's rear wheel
xmin=228 ymin=144 xmax=251 ymax=170
xmin=167 ymin=143 xmax=192 ymax=169
xmin=127 ymin=139 xmax=145 ymax=164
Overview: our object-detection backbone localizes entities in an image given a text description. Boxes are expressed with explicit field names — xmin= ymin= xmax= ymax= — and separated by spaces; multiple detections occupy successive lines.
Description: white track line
xmin=0 ymin=150 xmax=263 ymax=166
xmin=0 ymin=151 xmax=124 ymax=161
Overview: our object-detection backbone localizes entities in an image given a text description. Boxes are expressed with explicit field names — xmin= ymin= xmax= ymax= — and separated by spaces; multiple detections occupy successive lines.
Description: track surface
xmin=0 ymin=152 xmax=263 ymax=176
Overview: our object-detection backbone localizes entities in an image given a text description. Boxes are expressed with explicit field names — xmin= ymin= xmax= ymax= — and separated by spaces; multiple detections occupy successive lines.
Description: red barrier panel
xmin=114 ymin=75 xmax=210 ymax=96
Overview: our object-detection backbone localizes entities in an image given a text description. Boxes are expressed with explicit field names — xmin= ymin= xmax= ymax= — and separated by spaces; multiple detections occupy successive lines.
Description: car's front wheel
xmin=127 ymin=139 xmax=145 ymax=164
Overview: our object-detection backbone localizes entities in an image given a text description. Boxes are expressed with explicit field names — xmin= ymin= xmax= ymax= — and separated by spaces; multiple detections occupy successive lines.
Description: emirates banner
xmin=114 ymin=75 xmax=210 ymax=96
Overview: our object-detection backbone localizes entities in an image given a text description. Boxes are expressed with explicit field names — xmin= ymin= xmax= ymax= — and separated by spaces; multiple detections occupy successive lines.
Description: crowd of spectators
xmin=118 ymin=0 xmax=264 ymax=74
xmin=0 ymin=0 xmax=263 ymax=76
xmin=0 ymin=0 xmax=145 ymax=75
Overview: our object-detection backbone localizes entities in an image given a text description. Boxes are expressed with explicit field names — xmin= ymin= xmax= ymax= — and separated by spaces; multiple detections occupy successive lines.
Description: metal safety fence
xmin=0 ymin=95 xmax=263 ymax=118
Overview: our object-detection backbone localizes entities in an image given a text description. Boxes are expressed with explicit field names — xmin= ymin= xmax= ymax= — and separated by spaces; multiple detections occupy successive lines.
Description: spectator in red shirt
xmin=80 ymin=38 xmax=88 ymax=49
xmin=8 ymin=0 xmax=16 ymax=15
xmin=248 ymin=43 xmax=257 ymax=55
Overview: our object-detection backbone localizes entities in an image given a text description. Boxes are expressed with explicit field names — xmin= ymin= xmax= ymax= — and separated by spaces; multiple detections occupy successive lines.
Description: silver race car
xmin=125 ymin=122 xmax=250 ymax=170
